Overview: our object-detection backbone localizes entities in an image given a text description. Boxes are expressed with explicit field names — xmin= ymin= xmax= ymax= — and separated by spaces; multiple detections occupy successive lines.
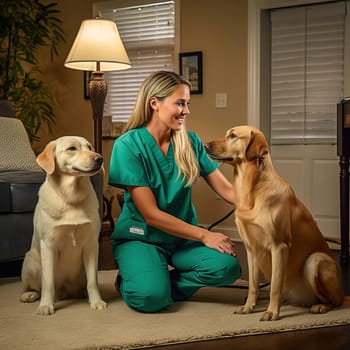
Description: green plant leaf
xmin=0 ymin=0 xmax=65 ymax=143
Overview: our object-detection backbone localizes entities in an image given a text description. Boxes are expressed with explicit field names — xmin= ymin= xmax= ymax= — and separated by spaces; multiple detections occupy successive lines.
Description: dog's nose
xmin=94 ymin=156 xmax=103 ymax=167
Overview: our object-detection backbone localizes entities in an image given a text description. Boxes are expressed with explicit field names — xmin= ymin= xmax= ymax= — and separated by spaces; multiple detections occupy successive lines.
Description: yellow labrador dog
xmin=20 ymin=136 xmax=107 ymax=315
xmin=206 ymin=125 xmax=344 ymax=321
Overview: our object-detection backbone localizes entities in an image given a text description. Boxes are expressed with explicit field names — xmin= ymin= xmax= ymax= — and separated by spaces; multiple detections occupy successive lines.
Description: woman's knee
xmin=200 ymin=255 xmax=241 ymax=286
xmin=121 ymin=275 xmax=173 ymax=313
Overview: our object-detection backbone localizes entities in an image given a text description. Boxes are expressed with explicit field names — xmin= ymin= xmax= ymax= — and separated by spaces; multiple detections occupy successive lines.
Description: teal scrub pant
xmin=113 ymin=240 xmax=241 ymax=313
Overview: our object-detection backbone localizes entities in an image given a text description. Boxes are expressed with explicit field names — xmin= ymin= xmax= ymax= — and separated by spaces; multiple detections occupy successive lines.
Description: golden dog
xmin=20 ymin=136 xmax=107 ymax=315
xmin=206 ymin=125 xmax=344 ymax=321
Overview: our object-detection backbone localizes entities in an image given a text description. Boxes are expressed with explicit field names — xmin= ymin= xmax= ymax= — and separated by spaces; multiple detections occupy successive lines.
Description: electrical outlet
xmin=216 ymin=93 xmax=227 ymax=108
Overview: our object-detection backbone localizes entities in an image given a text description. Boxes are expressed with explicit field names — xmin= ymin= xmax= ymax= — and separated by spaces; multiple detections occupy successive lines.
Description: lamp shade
xmin=64 ymin=18 xmax=131 ymax=71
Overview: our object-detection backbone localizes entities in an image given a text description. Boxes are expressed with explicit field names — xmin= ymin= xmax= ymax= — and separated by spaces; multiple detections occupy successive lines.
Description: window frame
xmin=248 ymin=0 xmax=350 ymax=144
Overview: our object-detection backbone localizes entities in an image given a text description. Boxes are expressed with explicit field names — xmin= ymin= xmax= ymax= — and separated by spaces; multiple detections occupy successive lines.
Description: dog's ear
xmin=246 ymin=130 xmax=268 ymax=161
xmin=36 ymin=141 xmax=56 ymax=174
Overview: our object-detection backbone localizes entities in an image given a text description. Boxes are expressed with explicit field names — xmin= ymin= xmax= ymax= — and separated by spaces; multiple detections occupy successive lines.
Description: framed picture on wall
xmin=179 ymin=51 xmax=203 ymax=94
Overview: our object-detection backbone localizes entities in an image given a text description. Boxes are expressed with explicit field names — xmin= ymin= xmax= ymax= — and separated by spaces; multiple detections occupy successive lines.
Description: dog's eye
xmin=229 ymin=133 xmax=237 ymax=139
xmin=66 ymin=146 xmax=77 ymax=151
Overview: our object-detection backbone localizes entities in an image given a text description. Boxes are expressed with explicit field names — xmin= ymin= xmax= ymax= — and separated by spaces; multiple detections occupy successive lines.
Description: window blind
xmin=98 ymin=1 xmax=175 ymax=122
xmin=270 ymin=1 xmax=345 ymax=143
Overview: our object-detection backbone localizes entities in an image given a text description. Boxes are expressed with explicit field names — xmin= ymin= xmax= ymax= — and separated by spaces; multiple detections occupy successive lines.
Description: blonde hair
xmin=123 ymin=71 xmax=199 ymax=186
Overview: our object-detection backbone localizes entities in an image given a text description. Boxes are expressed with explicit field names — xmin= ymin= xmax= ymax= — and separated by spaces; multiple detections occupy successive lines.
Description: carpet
xmin=1 ymin=270 xmax=350 ymax=350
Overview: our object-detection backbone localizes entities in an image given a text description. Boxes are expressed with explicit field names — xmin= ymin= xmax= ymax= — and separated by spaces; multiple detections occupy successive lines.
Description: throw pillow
xmin=0 ymin=117 xmax=42 ymax=172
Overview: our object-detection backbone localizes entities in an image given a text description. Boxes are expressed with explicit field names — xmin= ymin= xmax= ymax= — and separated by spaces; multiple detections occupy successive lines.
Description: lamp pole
xmin=89 ymin=62 xmax=107 ymax=154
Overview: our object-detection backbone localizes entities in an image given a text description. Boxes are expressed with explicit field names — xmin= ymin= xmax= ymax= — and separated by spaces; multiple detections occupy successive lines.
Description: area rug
xmin=1 ymin=270 xmax=350 ymax=350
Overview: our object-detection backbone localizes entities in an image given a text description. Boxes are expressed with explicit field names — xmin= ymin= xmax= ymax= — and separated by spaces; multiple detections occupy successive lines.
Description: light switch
xmin=216 ymin=93 xmax=227 ymax=108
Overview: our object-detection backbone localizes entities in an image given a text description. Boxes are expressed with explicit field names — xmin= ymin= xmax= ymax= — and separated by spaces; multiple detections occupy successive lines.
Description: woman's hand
xmin=202 ymin=231 xmax=237 ymax=256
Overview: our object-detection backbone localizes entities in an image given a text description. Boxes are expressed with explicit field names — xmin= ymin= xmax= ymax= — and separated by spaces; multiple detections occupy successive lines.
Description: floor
xmin=1 ymin=241 xmax=350 ymax=350
xmin=151 ymin=326 xmax=350 ymax=350
xmin=151 ymin=249 xmax=350 ymax=350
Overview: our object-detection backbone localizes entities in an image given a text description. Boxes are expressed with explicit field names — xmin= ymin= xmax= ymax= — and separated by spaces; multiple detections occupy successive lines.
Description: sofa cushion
xmin=0 ymin=117 xmax=41 ymax=173
xmin=0 ymin=171 xmax=45 ymax=213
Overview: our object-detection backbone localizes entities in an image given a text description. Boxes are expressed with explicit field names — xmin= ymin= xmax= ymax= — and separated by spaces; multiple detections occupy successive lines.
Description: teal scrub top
xmin=108 ymin=126 xmax=219 ymax=247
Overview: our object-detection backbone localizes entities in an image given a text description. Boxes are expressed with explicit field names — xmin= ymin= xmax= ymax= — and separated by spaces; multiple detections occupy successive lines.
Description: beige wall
xmin=38 ymin=0 xmax=248 ymax=227
xmin=180 ymin=0 xmax=247 ymax=228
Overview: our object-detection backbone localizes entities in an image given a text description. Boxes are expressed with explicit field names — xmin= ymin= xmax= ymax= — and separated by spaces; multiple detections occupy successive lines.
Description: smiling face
xmin=54 ymin=137 xmax=103 ymax=175
xmin=37 ymin=136 xmax=104 ymax=176
xmin=206 ymin=125 xmax=269 ymax=165
xmin=150 ymin=84 xmax=190 ymax=132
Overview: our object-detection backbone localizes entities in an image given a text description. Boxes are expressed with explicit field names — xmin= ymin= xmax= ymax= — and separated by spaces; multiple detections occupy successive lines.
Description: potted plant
xmin=0 ymin=0 xmax=65 ymax=143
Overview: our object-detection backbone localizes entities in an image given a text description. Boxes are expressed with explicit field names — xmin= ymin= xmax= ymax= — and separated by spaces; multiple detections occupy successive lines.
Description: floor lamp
xmin=64 ymin=18 xmax=131 ymax=154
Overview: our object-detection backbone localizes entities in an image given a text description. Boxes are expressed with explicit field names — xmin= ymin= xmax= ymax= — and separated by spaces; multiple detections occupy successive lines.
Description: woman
xmin=109 ymin=70 xmax=241 ymax=313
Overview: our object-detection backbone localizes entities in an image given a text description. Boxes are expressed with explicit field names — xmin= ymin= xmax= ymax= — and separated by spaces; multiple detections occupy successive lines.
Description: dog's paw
xmin=310 ymin=303 xmax=331 ymax=314
xmin=260 ymin=310 xmax=279 ymax=321
xmin=37 ymin=304 xmax=55 ymax=316
xmin=234 ymin=305 xmax=254 ymax=315
xmin=20 ymin=291 xmax=40 ymax=303
xmin=90 ymin=300 xmax=108 ymax=310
